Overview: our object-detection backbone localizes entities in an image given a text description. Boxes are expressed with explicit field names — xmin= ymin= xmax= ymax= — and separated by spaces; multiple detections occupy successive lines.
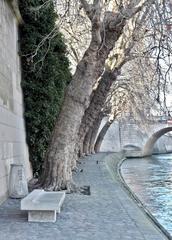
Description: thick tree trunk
xmin=40 ymin=44 xmax=100 ymax=190
xmin=94 ymin=120 xmax=113 ymax=153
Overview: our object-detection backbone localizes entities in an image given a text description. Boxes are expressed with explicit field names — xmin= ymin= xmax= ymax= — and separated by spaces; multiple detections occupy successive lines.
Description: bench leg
xmin=28 ymin=210 xmax=57 ymax=222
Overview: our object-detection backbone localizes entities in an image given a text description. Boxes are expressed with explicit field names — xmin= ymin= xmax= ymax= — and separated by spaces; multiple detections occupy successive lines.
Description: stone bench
xmin=21 ymin=189 xmax=65 ymax=222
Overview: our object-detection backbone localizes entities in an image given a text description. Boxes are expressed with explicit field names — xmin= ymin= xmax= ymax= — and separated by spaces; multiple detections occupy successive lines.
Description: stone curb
xmin=115 ymin=154 xmax=172 ymax=240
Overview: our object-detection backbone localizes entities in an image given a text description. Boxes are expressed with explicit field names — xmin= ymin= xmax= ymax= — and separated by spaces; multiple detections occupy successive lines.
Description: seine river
xmin=121 ymin=153 xmax=172 ymax=236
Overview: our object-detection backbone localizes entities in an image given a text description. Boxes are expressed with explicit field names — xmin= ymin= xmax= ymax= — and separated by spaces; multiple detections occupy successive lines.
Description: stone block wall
xmin=0 ymin=0 xmax=32 ymax=203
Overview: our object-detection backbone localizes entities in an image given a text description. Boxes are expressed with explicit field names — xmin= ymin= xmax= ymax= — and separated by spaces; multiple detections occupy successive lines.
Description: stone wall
xmin=0 ymin=0 xmax=32 ymax=203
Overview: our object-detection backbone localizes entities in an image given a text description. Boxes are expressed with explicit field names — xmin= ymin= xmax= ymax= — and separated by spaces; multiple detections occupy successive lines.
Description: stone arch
xmin=142 ymin=127 xmax=172 ymax=156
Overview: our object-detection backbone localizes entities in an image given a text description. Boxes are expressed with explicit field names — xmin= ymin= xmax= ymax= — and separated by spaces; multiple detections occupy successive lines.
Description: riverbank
xmin=120 ymin=154 xmax=172 ymax=239
xmin=0 ymin=153 xmax=167 ymax=240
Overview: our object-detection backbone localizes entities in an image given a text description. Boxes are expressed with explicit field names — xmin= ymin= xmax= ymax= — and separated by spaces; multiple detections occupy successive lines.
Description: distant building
xmin=0 ymin=0 xmax=32 ymax=203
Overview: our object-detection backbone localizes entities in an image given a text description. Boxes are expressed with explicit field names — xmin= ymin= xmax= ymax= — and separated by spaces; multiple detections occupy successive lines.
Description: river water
xmin=121 ymin=153 xmax=172 ymax=236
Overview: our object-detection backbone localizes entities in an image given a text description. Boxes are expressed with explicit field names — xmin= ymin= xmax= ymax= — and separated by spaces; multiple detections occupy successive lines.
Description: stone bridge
xmin=100 ymin=118 xmax=172 ymax=156
xmin=142 ymin=126 xmax=172 ymax=156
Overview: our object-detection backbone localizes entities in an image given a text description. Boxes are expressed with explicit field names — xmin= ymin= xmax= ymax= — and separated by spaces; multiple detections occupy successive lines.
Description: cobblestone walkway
xmin=0 ymin=153 xmax=167 ymax=240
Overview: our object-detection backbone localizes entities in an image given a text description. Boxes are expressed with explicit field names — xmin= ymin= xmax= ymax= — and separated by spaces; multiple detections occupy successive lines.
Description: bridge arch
xmin=142 ymin=127 xmax=172 ymax=156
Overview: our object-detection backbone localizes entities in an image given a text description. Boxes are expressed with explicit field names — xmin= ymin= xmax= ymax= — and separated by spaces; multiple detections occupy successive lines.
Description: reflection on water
xmin=121 ymin=153 xmax=172 ymax=235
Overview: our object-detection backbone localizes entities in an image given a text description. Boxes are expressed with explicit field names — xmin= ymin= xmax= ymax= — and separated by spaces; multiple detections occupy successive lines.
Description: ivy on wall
xmin=19 ymin=0 xmax=71 ymax=175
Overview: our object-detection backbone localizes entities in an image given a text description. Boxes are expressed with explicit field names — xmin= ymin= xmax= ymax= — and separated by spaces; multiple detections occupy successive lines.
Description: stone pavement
xmin=0 ymin=153 xmax=167 ymax=240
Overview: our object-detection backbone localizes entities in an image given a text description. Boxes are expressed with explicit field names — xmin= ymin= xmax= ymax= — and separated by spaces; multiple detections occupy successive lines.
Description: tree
xmin=39 ymin=0 xmax=159 ymax=191
xmin=77 ymin=13 xmax=142 ymax=156
xmin=19 ymin=0 xmax=71 ymax=175
xmin=78 ymin=0 xmax=172 ymax=156
xmin=94 ymin=87 xmax=128 ymax=153
xmin=94 ymin=56 xmax=158 ymax=153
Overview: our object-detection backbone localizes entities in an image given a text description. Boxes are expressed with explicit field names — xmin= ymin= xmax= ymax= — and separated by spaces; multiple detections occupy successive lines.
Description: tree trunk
xmin=40 ymin=44 xmax=100 ymax=190
xmin=94 ymin=120 xmax=113 ymax=153
xmin=40 ymin=95 xmax=88 ymax=190
xmin=77 ymin=70 xmax=119 ymax=156
xmin=83 ymin=128 xmax=92 ymax=155
xmin=88 ymin=115 xmax=103 ymax=154
xmin=82 ymin=113 xmax=103 ymax=155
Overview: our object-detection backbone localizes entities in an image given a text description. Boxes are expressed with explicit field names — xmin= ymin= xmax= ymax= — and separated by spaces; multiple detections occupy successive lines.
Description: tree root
xmin=28 ymin=178 xmax=91 ymax=196
xmin=28 ymin=178 xmax=42 ymax=192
